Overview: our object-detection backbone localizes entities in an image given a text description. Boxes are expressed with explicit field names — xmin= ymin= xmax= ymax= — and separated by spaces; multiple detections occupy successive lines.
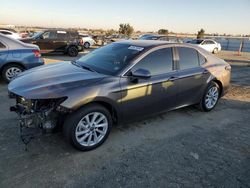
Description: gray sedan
xmin=8 ymin=40 xmax=231 ymax=151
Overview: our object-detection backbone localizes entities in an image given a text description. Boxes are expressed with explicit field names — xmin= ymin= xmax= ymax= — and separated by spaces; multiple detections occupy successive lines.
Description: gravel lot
xmin=0 ymin=50 xmax=249 ymax=188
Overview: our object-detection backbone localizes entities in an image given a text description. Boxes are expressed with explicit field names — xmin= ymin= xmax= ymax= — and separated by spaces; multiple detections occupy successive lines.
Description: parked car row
xmin=139 ymin=34 xmax=222 ymax=53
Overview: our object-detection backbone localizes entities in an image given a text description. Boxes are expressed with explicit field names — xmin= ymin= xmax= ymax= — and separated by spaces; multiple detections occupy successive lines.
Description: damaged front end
xmin=9 ymin=94 xmax=69 ymax=147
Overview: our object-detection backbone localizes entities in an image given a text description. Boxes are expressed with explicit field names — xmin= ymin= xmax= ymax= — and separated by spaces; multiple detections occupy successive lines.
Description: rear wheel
xmin=199 ymin=82 xmax=220 ymax=111
xmin=2 ymin=64 xmax=24 ymax=83
xmin=63 ymin=104 xmax=112 ymax=151
xmin=67 ymin=46 xmax=78 ymax=57
xmin=84 ymin=42 xmax=90 ymax=49
xmin=213 ymin=48 xmax=218 ymax=54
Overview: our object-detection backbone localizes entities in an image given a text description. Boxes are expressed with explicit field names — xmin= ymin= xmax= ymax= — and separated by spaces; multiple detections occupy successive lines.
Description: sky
xmin=0 ymin=0 xmax=250 ymax=35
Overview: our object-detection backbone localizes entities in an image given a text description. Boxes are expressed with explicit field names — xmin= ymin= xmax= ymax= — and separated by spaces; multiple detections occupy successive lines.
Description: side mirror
xmin=131 ymin=68 xmax=151 ymax=79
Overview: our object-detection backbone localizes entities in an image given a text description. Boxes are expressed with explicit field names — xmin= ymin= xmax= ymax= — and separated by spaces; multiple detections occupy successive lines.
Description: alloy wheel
xmin=205 ymin=86 xmax=219 ymax=109
xmin=5 ymin=67 xmax=22 ymax=81
xmin=75 ymin=112 xmax=108 ymax=147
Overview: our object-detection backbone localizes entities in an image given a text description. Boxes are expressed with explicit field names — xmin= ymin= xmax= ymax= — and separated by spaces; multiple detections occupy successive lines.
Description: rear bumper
xmin=25 ymin=58 xmax=44 ymax=69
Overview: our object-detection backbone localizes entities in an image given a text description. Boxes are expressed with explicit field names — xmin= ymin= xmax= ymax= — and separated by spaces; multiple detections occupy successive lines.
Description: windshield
xmin=32 ymin=31 xmax=43 ymax=39
xmin=188 ymin=39 xmax=203 ymax=44
xmin=76 ymin=43 xmax=144 ymax=75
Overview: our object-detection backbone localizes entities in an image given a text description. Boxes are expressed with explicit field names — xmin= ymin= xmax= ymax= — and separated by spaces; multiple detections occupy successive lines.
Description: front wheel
xmin=199 ymin=82 xmax=220 ymax=111
xmin=63 ymin=104 xmax=112 ymax=151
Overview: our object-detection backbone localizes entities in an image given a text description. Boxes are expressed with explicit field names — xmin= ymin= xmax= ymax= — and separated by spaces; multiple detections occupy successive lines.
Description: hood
xmin=8 ymin=62 xmax=106 ymax=99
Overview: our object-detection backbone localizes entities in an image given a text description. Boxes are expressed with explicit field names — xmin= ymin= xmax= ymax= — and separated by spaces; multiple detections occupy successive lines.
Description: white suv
xmin=188 ymin=39 xmax=221 ymax=53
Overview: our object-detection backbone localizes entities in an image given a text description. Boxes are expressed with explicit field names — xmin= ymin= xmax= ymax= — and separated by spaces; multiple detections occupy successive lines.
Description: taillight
xmin=32 ymin=49 xmax=41 ymax=58
xmin=80 ymin=39 xmax=83 ymax=45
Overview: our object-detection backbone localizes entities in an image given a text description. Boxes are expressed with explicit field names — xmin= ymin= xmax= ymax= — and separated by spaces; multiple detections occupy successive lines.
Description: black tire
xmin=199 ymin=81 xmax=220 ymax=112
xmin=84 ymin=42 xmax=90 ymax=49
xmin=2 ymin=64 xmax=24 ymax=83
xmin=67 ymin=46 xmax=78 ymax=57
xmin=63 ymin=104 xmax=112 ymax=151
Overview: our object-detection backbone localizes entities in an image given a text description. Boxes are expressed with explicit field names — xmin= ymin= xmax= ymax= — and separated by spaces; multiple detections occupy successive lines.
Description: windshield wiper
xmin=81 ymin=65 xmax=98 ymax=73
xmin=71 ymin=61 xmax=98 ymax=73
xmin=71 ymin=61 xmax=82 ymax=68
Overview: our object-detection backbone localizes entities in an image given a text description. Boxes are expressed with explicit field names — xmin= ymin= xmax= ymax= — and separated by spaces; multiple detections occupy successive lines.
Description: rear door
xmin=53 ymin=31 xmax=68 ymax=51
xmin=175 ymin=47 xmax=209 ymax=107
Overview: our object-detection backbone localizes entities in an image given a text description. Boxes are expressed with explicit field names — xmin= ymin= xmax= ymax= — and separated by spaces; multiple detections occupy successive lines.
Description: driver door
xmin=119 ymin=47 xmax=179 ymax=122
xmin=36 ymin=31 xmax=57 ymax=52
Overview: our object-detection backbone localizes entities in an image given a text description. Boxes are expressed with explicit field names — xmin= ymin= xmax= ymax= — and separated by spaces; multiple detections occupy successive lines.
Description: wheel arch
xmin=211 ymin=79 xmax=223 ymax=97
xmin=70 ymin=99 xmax=121 ymax=125
xmin=0 ymin=62 xmax=26 ymax=73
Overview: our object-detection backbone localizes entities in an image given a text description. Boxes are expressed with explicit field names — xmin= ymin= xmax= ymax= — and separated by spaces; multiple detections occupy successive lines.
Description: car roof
xmin=115 ymin=40 xmax=212 ymax=57
xmin=0 ymin=33 xmax=38 ymax=50
xmin=115 ymin=40 xmax=173 ymax=48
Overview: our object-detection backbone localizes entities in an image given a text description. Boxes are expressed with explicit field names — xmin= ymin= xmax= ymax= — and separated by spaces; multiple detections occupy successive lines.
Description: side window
xmin=42 ymin=32 xmax=56 ymax=39
xmin=0 ymin=42 xmax=6 ymax=48
xmin=178 ymin=47 xmax=199 ymax=69
xmin=131 ymin=48 xmax=173 ymax=76
xmin=42 ymin=32 xmax=50 ymax=39
xmin=57 ymin=33 xmax=67 ymax=40
xmin=203 ymin=40 xmax=215 ymax=44
xmin=198 ymin=52 xmax=206 ymax=65
xmin=49 ymin=32 xmax=57 ymax=39
xmin=159 ymin=37 xmax=167 ymax=41
xmin=208 ymin=40 xmax=215 ymax=44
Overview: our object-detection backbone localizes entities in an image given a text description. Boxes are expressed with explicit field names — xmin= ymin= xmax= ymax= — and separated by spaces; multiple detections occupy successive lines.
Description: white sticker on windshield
xmin=57 ymin=31 xmax=67 ymax=34
xmin=128 ymin=46 xmax=144 ymax=51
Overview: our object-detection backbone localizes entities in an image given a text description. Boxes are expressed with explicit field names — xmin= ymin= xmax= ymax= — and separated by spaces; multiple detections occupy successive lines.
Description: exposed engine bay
xmin=9 ymin=94 xmax=68 ymax=148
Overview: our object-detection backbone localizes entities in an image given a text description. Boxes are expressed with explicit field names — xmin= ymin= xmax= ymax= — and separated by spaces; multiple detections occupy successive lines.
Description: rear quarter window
xmin=57 ymin=33 xmax=67 ymax=39
xmin=198 ymin=52 xmax=206 ymax=65
xmin=177 ymin=47 xmax=200 ymax=69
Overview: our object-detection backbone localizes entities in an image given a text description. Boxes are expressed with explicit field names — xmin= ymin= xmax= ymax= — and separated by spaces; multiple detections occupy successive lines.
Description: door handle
xmin=168 ymin=76 xmax=179 ymax=81
xmin=203 ymin=70 xmax=209 ymax=74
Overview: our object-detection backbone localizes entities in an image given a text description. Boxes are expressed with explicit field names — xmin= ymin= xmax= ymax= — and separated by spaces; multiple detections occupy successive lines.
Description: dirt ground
xmin=0 ymin=50 xmax=249 ymax=188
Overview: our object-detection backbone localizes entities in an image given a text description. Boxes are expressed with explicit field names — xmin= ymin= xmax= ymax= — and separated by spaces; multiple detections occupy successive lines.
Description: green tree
xmin=197 ymin=29 xmax=205 ymax=39
xmin=119 ymin=23 xmax=134 ymax=37
xmin=106 ymin=29 xmax=116 ymax=36
xmin=158 ymin=29 xmax=169 ymax=35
